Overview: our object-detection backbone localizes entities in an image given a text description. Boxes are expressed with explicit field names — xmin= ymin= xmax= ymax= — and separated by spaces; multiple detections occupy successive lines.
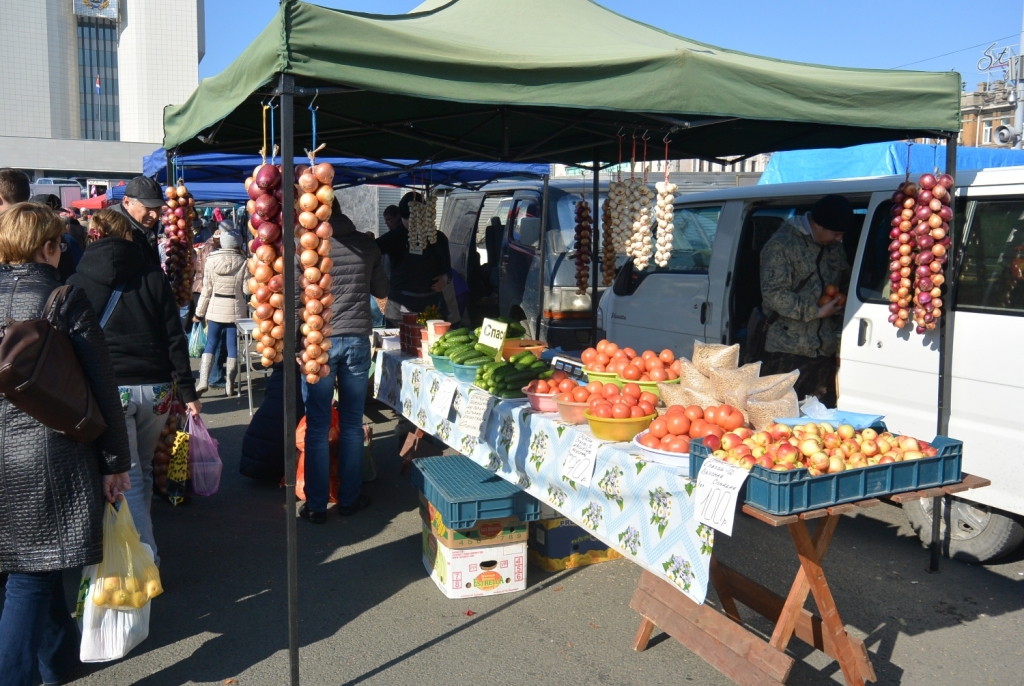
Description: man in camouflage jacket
xmin=759 ymin=195 xmax=852 ymax=406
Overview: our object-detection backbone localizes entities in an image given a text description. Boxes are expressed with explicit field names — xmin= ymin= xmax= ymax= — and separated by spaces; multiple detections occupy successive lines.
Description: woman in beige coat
xmin=195 ymin=231 xmax=248 ymax=395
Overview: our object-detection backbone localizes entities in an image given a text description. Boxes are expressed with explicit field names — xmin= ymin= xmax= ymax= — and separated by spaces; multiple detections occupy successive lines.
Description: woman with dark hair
xmin=0 ymin=203 xmax=131 ymax=686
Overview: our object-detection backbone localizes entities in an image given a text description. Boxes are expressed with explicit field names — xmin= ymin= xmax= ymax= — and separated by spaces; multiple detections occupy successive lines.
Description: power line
xmin=892 ymin=34 xmax=1018 ymax=69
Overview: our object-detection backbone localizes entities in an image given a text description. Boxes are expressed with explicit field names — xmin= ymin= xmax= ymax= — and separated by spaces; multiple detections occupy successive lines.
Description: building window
xmin=983 ymin=120 xmax=993 ymax=145
xmin=77 ymin=17 xmax=119 ymax=141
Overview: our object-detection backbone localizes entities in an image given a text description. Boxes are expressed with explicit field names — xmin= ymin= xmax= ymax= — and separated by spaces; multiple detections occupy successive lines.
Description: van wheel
xmin=904 ymin=496 xmax=1024 ymax=563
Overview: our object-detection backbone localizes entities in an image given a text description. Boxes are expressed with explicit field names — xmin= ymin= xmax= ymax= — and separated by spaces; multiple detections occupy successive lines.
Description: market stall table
xmin=629 ymin=474 xmax=990 ymax=686
xmin=374 ymin=350 xmax=715 ymax=604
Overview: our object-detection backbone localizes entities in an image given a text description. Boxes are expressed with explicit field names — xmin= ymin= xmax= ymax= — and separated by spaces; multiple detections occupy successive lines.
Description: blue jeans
xmin=204 ymin=321 xmax=238 ymax=357
xmin=301 ymin=336 xmax=370 ymax=511
xmin=0 ymin=571 xmax=79 ymax=686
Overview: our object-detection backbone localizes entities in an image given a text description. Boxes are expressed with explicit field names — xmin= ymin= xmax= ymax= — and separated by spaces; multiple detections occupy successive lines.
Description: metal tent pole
xmin=591 ymin=149 xmax=600 ymax=346
xmin=534 ymin=174 xmax=549 ymax=340
xmin=278 ymin=72 xmax=301 ymax=685
xmin=931 ymin=136 xmax=958 ymax=573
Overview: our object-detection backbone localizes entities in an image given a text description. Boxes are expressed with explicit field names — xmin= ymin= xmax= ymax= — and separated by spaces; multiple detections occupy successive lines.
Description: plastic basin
xmin=502 ymin=339 xmax=546 ymax=361
xmin=450 ymin=360 xmax=487 ymax=383
xmin=523 ymin=387 xmax=558 ymax=412
xmin=584 ymin=410 xmax=655 ymax=442
xmin=584 ymin=370 xmax=621 ymax=387
xmin=615 ymin=376 xmax=679 ymax=398
xmin=430 ymin=354 xmax=454 ymax=374
xmin=554 ymin=397 xmax=589 ymax=424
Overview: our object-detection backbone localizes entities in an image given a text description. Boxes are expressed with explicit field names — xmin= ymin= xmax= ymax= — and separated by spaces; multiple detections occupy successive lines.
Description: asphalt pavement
xmin=47 ymin=370 xmax=1024 ymax=686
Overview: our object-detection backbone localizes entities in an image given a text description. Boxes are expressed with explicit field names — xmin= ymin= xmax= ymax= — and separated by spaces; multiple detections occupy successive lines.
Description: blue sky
xmin=201 ymin=0 xmax=1022 ymax=92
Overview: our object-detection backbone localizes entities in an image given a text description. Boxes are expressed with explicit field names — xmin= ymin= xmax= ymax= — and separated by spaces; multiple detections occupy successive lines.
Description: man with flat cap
xmin=758 ymin=194 xmax=853 ymax=407
xmin=114 ymin=176 xmax=165 ymax=266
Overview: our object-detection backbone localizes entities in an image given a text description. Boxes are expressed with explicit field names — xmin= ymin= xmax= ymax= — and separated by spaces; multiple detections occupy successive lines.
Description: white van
xmin=600 ymin=168 xmax=1024 ymax=561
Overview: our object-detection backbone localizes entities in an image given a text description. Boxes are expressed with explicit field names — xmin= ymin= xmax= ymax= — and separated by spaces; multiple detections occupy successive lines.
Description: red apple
xmin=827 ymin=456 xmax=846 ymax=473
xmin=837 ymin=424 xmax=856 ymax=440
xmin=860 ymin=428 xmax=878 ymax=441
xmin=703 ymin=434 xmax=722 ymax=452
xmin=898 ymin=436 xmax=920 ymax=452
xmin=861 ymin=440 xmax=879 ymax=457
xmin=720 ymin=433 xmax=744 ymax=451
xmin=878 ymin=455 xmax=896 ymax=464
xmin=776 ymin=443 xmax=800 ymax=464
xmin=799 ymin=438 xmax=822 ymax=457
xmin=753 ymin=431 xmax=772 ymax=447
xmin=823 ymin=432 xmax=841 ymax=450
xmin=840 ymin=439 xmax=860 ymax=457
xmin=738 ymin=455 xmax=756 ymax=470
xmin=756 ymin=456 xmax=774 ymax=470
xmin=809 ymin=452 xmax=830 ymax=472
xmin=770 ymin=423 xmax=793 ymax=441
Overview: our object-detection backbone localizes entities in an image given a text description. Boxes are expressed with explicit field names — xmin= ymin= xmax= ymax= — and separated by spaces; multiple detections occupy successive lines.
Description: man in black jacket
xmin=299 ymin=202 xmax=388 ymax=523
xmin=113 ymin=176 xmax=164 ymax=267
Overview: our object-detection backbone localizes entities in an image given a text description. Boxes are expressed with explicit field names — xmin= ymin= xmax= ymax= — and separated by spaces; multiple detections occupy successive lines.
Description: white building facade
xmin=0 ymin=0 xmax=203 ymax=179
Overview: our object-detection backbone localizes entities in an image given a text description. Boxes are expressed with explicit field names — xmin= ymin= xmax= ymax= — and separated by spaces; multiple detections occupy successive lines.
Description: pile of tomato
xmin=580 ymin=340 xmax=682 ymax=382
xmin=637 ymin=403 xmax=747 ymax=453
xmin=553 ymin=379 xmax=658 ymax=419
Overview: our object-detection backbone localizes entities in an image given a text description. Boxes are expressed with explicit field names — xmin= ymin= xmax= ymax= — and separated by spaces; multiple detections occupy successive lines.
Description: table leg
xmin=789 ymin=520 xmax=866 ymax=686
xmin=243 ymin=329 xmax=254 ymax=416
xmin=769 ymin=515 xmax=839 ymax=651
xmin=399 ymin=428 xmax=426 ymax=475
xmin=632 ymin=617 xmax=656 ymax=652
xmin=710 ymin=555 xmax=743 ymax=624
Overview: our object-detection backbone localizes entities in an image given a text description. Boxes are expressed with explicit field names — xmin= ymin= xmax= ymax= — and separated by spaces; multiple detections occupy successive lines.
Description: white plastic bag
xmin=78 ymin=543 xmax=154 ymax=662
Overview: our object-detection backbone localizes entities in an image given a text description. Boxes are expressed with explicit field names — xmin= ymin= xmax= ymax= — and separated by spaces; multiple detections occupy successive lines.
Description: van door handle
xmin=700 ymin=302 xmax=709 ymax=325
xmin=857 ymin=318 xmax=871 ymax=346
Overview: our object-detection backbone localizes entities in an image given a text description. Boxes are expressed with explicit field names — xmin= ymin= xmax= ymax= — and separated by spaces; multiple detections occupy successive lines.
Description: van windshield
xmin=554 ymin=194 xmax=609 ymax=255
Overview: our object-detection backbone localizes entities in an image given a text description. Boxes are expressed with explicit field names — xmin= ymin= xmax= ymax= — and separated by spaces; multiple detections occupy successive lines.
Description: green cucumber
xmin=538 ymin=369 xmax=555 ymax=379
xmin=443 ymin=334 xmax=471 ymax=346
xmin=474 ymin=343 xmax=500 ymax=357
xmin=460 ymin=355 xmax=491 ymax=366
xmin=441 ymin=328 xmax=470 ymax=340
xmin=500 ymin=390 xmax=526 ymax=399
xmin=505 ymin=370 xmax=538 ymax=384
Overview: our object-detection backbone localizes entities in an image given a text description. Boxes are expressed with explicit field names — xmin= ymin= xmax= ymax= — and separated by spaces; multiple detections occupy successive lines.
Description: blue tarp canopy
xmin=143 ymin=149 xmax=547 ymax=190
xmin=759 ymin=142 xmax=1024 ymax=184
xmin=107 ymin=182 xmax=249 ymax=204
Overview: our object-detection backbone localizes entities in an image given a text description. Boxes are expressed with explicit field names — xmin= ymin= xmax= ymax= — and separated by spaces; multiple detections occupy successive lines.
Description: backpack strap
xmin=98 ymin=283 xmax=125 ymax=329
xmin=43 ymin=285 xmax=74 ymax=327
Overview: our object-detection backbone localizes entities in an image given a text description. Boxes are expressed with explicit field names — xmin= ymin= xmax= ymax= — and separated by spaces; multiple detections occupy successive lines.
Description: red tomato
xmin=612 ymin=350 xmax=629 ymax=361
xmin=665 ymin=437 xmax=690 ymax=454
xmin=659 ymin=349 xmax=675 ymax=364
xmin=593 ymin=403 xmax=613 ymax=418
xmin=534 ymin=379 xmax=551 ymax=394
xmin=642 ymin=350 xmax=657 ymax=360
xmin=631 ymin=356 xmax=646 ymax=372
xmin=621 ymin=382 xmax=642 ymax=399
xmin=571 ymin=387 xmax=590 ymax=403
xmin=596 ymin=340 xmax=609 ymax=355
xmin=558 ymin=379 xmax=577 ymax=393
xmin=621 ymin=394 xmax=638 ymax=407
xmin=639 ymin=375 xmax=650 ymax=382
xmin=621 ymin=365 xmax=641 ymax=381
xmin=684 ymin=405 xmax=704 ymax=421
xmin=588 ymin=395 xmax=605 ymax=409
xmin=551 ymin=370 xmax=568 ymax=383
xmin=639 ymin=391 xmax=658 ymax=406
xmin=688 ymin=418 xmax=706 ymax=438
xmin=638 ymin=400 xmax=655 ymax=416
xmin=601 ymin=383 xmax=620 ymax=399
xmin=646 ymin=357 xmax=664 ymax=369
xmin=665 ymin=405 xmax=687 ymax=416
xmin=649 ymin=368 xmax=667 ymax=382
xmin=586 ymin=381 xmax=603 ymax=394
xmin=649 ymin=418 xmax=669 ymax=438
xmin=604 ymin=342 xmax=619 ymax=356
xmin=704 ymin=406 xmax=719 ymax=424
xmin=622 ymin=347 xmax=637 ymax=359
xmin=611 ymin=403 xmax=631 ymax=419
xmin=670 ymin=360 xmax=683 ymax=374
xmin=640 ymin=433 xmax=661 ymax=449
xmin=665 ymin=369 xmax=679 ymax=380
xmin=720 ymin=410 xmax=744 ymax=432
xmin=580 ymin=348 xmax=597 ymax=365
xmin=595 ymin=352 xmax=610 ymax=366
xmin=629 ymin=405 xmax=646 ymax=418
xmin=705 ymin=425 xmax=725 ymax=439
xmin=667 ymin=414 xmax=691 ymax=437
xmin=588 ymin=363 xmax=606 ymax=372
xmin=555 ymin=392 xmax=574 ymax=403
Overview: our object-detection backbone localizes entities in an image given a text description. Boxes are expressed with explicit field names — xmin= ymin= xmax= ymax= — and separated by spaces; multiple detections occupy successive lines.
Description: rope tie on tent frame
xmin=905 ymin=141 xmax=913 ymax=183
xmin=305 ymin=92 xmax=327 ymax=165
xmin=617 ymin=129 xmax=624 ymax=183
xmin=663 ymin=133 xmax=672 ymax=183
xmin=642 ymin=131 xmax=649 ymax=184
xmin=630 ymin=132 xmax=637 ymax=180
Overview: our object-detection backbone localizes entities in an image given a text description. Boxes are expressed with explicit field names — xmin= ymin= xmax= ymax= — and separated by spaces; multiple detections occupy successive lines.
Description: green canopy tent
xmin=163 ymin=3 xmax=962 ymax=682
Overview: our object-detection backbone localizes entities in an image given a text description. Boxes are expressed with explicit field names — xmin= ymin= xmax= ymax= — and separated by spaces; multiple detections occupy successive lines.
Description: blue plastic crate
xmin=412 ymin=455 xmax=541 ymax=529
xmin=689 ymin=435 xmax=963 ymax=516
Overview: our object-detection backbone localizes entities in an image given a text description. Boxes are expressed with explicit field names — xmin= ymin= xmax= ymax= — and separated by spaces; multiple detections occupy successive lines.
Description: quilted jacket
xmin=0 ymin=263 xmax=131 ymax=572
xmin=760 ymin=216 xmax=851 ymax=358
xmin=196 ymin=249 xmax=248 ymax=324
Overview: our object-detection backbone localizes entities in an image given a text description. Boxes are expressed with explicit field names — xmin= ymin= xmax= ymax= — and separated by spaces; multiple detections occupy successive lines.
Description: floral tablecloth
xmin=374 ymin=351 xmax=713 ymax=604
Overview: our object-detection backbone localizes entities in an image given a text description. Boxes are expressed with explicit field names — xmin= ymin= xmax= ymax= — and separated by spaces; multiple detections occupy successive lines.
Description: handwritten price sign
xmin=693 ymin=459 xmax=750 ymax=536
xmin=559 ymin=433 xmax=601 ymax=489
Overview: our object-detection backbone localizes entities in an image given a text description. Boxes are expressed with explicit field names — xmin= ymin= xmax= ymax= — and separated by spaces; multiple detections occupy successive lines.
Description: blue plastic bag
xmin=188 ymin=322 xmax=206 ymax=358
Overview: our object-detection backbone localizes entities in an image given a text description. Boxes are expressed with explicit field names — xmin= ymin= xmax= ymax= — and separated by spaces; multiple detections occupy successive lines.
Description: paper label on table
xmin=694 ymin=459 xmax=750 ymax=536
xmin=478 ymin=318 xmax=508 ymax=360
xmin=456 ymin=391 xmax=494 ymax=438
xmin=430 ymin=377 xmax=458 ymax=417
xmin=559 ymin=432 xmax=601 ymax=489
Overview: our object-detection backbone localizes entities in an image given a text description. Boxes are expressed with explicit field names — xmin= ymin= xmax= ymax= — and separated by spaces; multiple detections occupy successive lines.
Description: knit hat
xmin=218 ymin=219 xmax=235 ymax=233
xmin=811 ymin=195 xmax=855 ymax=233
xmin=219 ymin=231 xmax=242 ymax=250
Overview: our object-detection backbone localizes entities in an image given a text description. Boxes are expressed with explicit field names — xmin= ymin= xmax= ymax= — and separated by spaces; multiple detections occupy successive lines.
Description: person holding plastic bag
xmin=69 ymin=209 xmax=201 ymax=567
xmin=0 ymin=203 xmax=131 ymax=686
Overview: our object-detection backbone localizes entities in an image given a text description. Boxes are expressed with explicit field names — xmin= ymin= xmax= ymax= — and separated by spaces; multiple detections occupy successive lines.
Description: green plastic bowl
xmin=450 ymin=360 xmax=487 ymax=383
xmin=584 ymin=370 xmax=621 ymax=387
xmin=615 ymin=376 xmax=680 ymax=398
xmin=430 ymin=354 xmax=454 ymax=375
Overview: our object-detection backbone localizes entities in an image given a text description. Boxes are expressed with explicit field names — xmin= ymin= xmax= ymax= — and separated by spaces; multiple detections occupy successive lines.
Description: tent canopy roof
xmin=164 ymin=0 xmax=961 ymax=164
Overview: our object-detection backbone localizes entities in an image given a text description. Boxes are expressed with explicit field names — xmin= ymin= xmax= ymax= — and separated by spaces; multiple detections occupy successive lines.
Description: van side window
xmin=510 ymin=197 xmax=542 ymax=248
xmin=956 ymin=199 xmax=1024 ymax=315
xmin=643 ymin=206 xmax=721 ymax=274
xmin=856 ymin=203 xmax=895 ymax=304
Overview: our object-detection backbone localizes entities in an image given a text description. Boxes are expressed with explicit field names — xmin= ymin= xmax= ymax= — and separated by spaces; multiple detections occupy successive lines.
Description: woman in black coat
xmin=0 ymin=204 xmax=131 ymax=686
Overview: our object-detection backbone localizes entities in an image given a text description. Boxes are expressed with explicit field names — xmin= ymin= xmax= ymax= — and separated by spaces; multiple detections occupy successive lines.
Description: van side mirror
xmin=517 ymin=217 xmax=541 ymax=247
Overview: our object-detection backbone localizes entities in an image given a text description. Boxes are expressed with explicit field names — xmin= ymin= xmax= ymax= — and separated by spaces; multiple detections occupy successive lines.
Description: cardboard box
xmin=422 ymin=524 xmax=527 ymax=599
xmin=528 ymin=517 xmax=623 ymax=572
xmin=419 ymin=494 xmax=528 ymax=549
